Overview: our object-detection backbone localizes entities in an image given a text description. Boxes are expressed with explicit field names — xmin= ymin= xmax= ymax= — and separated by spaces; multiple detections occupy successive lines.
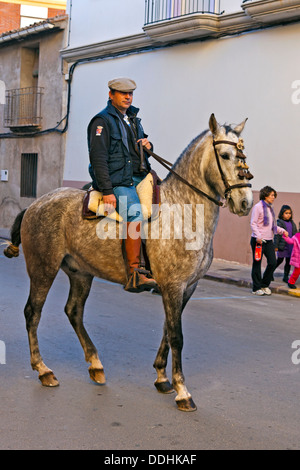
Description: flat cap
xmin=108 ymin=77 xmax=137 ymax=92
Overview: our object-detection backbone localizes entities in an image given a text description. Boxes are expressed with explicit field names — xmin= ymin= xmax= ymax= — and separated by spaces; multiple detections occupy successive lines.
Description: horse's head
xmin=208 ymin=113 xmax=253 ymax=216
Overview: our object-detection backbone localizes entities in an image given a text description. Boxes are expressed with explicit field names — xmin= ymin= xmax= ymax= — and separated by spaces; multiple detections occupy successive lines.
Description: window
xmin=4 ymin=44 xmax=42 ymax=130
xmin=21 ymin=46 xmax=40 ymax=89
xmin=21 ymin=153 xmax=38 ymax=198
xmin=20 ymin=5 xmax=47 ymax=28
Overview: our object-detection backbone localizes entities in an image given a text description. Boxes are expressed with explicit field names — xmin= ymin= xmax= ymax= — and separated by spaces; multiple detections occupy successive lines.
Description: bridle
xmin=143 ymin=137 xmax=253 ymax=208
xmin=212 ymin=139 xmax=253 ymax=199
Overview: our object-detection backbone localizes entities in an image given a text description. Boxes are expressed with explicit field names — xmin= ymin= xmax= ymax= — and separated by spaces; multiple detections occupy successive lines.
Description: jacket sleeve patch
xmin=96 ymin=126 xmax=103 ymax=136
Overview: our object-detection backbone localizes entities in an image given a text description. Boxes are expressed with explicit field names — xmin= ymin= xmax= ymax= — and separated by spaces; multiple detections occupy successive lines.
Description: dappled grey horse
xmin=4 ymin=114 xmax=253 ymax=411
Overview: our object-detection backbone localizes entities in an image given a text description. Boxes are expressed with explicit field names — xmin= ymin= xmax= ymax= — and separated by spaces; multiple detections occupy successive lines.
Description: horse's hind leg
xmin=25 ymin=279 xmax=59 ymax=387
xmin=63 ymin=267 xmax=105 ymax=385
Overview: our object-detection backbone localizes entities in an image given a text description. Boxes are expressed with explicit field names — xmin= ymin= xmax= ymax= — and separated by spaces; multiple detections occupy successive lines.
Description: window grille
xmin=4 ymin=87 xmax=43 ymax=129
xmin=145 ymin=0 xmax=221 ymax=25
xmin=20 ymin=153 xmax=38 ymax=198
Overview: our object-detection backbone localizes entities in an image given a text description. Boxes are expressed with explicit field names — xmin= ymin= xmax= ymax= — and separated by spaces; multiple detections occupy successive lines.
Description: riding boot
xmin=124 ymin=222 xmax=157 ymax=293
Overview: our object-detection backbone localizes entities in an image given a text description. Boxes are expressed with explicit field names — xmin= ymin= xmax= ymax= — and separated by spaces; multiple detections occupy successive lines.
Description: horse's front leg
xmin=153 ymin=321 xmax=174 ymax=394
xmin=153 ymin=282 xmax=198 ymax=397
xmin=159 ymin=284 xmax=197 ymax=412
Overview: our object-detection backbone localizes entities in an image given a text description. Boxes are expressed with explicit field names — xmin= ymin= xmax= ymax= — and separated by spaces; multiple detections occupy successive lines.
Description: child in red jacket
xmin=283 ymin=232 xmax=300 ymax=289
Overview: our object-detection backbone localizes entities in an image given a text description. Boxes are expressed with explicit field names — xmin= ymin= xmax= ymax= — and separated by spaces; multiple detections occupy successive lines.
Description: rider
xmin=87 ymin=77 xmax=157 ymax=293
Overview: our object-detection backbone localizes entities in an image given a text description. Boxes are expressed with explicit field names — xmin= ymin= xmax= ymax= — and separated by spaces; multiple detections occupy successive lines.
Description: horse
xmin=4 ymin=114 xmax=253 ymax=412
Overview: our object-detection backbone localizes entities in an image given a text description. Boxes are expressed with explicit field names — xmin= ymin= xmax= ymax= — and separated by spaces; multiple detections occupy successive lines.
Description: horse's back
xmin=20 ymin=187 xmax=128 ymax=284
xmin=21 ymin=187 xmax=84 ymax=243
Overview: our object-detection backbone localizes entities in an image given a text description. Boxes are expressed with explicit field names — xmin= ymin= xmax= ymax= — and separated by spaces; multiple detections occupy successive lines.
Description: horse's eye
xmin=220 ymin=153 xmax=230 ymax=160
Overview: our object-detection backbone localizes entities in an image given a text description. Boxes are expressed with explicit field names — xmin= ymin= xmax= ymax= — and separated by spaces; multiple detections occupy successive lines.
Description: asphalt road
xmin=1 ymin=246 xmax=300 ymax=450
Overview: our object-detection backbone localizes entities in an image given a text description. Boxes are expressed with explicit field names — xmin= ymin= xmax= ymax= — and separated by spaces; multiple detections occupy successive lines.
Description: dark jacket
xmin=87 ymin=101 xmax=151 ymax=194
xmin=274 ymin=218 xmax=298 ymax=251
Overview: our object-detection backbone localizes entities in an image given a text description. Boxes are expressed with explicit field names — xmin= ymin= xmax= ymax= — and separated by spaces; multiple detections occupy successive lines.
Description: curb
xmin=288 ymin=289 xmax=300 ymax=298
xmin=204 ymin=273 xmax=294 ymax=297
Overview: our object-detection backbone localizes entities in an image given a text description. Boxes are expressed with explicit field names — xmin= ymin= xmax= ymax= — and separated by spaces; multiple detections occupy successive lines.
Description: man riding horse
xmin=87 ymin=77 xmax=157 ymax=293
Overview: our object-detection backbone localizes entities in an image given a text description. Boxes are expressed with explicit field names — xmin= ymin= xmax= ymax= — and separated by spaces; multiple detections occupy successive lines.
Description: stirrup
xmin=124 ymin=268 xmax=157 ymax=293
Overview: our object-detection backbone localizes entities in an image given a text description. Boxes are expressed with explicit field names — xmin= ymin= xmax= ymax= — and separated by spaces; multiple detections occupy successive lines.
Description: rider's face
xmin=109 ymin=90 xmax=133 ymax=114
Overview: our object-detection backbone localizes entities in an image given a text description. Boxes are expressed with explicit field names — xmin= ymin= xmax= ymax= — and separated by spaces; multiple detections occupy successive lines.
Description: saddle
xmin=82 ymin=170 xmax=161 ymax=221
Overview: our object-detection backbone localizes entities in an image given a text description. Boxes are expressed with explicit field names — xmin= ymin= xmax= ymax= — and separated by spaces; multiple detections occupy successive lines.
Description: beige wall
xmin=214 ymin=191 xmax=300 ymax=265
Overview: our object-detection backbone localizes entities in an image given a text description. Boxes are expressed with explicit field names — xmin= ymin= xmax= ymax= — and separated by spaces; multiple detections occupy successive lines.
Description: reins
xmin=144 ymin=147 xmax=223 ymax=207
xmin=143 ymin=137 xmax=252 ymax=208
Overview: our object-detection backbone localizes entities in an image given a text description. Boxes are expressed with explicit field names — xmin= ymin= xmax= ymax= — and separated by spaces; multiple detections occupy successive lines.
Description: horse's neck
xmin=159 ymin=133 xmax=221 ymax=239
xmin=160 ymin=175 xmax=220 ymax=242
xmin=160 ymin=133 xmax=218 ymax=207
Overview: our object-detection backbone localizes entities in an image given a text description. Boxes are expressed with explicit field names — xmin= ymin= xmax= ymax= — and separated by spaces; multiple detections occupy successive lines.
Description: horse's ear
xmin=209 ymin=114 xmax=219 ymax=136
xmin=233 ymin=118 xmax=248 ymax=136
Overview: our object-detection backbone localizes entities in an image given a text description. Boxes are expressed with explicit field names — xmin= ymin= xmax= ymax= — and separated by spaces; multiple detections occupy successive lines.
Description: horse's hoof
xmin=176 ymin=397 xmax=197 ymax=412
xmin=39 ymin=371 xmax=59 ymax=387
xmin=89 ymin=367 xmax=106 ymax=385
xmin=154 ymin=380 xmax=175 ymax=394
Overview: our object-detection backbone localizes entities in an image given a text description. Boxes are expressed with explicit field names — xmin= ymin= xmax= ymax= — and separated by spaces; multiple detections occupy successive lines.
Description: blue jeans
xmin=113 ymin=176 xmax=143 ymax=222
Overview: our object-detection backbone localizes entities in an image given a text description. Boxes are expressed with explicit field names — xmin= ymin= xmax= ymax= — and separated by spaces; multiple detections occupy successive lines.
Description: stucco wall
xmin=0 ymin=26 xmax=67 ymax=233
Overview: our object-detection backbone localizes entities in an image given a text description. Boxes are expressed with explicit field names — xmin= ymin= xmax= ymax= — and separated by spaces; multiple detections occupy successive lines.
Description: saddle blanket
xmin=83 ymin=171 xmax=160 ymax=221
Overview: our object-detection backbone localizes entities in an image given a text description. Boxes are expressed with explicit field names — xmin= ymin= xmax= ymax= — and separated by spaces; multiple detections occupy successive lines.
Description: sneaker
xmin=288 ymin=283 xmax=297 ymax=290
xmin=261 ymin=287 xmax=272 ymax=295
xmin=252 ymin=289 xmax=265 ymax=296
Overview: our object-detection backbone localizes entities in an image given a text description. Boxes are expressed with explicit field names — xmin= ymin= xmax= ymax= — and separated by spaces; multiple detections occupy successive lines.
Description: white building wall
xmin=222 ymin=0 xmax=244 ymax=13
xmin=67 ymin=0 xmax=145 ymax=48
xmin=64 ymin=21 xmax=300 ymax=194
xmin=66 ymin=0 xmax=245 ymax=48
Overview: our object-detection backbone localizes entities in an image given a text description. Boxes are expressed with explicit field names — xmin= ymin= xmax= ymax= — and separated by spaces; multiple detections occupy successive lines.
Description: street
xmin=0 ymin=246 xmax=300 ymax=450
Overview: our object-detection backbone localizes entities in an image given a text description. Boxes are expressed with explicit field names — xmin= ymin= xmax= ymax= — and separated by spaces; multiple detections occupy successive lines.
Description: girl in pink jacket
xmin=283 ymin=232 xmax=300 ymax=289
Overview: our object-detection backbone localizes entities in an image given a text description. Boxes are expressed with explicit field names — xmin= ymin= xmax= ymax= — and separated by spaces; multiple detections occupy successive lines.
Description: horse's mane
xmin=163 ymin=129 xmax=209 ymax=183
xmin=164 ymin=123 xmax=240 ymax=182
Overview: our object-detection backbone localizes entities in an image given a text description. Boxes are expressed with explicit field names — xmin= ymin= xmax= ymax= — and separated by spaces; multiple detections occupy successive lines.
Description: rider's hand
xmin=137 ymin=138 xmax=151 ymax=150
xmin=102 ymin=194 xmax=117 ymax=215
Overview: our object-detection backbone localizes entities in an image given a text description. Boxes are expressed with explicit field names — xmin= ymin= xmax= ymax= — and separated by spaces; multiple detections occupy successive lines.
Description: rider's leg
xmin=113 ymin=184 xmax=157 ymax=291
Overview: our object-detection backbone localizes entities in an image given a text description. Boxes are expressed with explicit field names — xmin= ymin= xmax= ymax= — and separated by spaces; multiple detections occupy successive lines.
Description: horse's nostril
xmin=241 ymin=199 xmax=248 ymax=211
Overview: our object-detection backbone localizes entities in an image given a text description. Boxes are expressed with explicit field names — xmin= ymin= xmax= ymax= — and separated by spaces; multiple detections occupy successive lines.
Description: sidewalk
xmin=206 ymin=258 xmax=300 ymax=298
xmin=1 ymin=238 xmax=299 ymax=298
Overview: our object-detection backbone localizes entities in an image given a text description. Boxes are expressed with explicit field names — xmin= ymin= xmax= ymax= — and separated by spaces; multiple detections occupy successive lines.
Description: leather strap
xmin=144 ymin=147 xmax=223 ymax=207
xmin=212 ymin=140 xmax=252 ymax=195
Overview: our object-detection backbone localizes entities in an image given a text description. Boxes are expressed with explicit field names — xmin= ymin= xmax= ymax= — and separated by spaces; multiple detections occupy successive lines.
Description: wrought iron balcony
xmin=145 ymin=0 xmax=221 ymax=25
xmin=4 ymin=87 xmax=43 ymax=131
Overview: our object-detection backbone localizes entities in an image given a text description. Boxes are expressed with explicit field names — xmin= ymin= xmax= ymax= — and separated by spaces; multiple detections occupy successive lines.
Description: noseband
xmin=212 ymin=139 xmax=253 ymax=198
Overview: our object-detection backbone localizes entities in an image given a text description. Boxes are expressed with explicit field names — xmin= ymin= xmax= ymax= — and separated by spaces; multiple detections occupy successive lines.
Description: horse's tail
xmin=3 ymin=209 xmax=27 ymax=258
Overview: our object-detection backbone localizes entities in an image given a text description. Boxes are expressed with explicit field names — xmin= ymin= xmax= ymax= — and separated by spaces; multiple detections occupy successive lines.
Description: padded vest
xmin=87 ymin=102 xmax=150 ymax=188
